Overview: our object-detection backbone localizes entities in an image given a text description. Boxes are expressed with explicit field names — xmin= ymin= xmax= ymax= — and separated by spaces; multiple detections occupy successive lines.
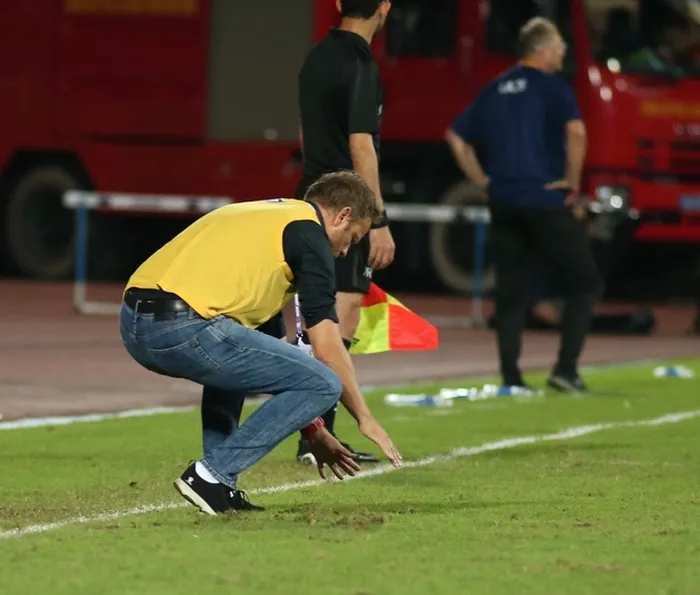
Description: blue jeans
xmin=119 ymin=303 xmax=342 ymax=488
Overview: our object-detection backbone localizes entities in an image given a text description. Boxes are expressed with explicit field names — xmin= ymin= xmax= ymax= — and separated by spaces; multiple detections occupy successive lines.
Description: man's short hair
xmin=304 ymin=170 xmax=381 ymax=222
xmin=517 ymin=17 xmax=557 ymax=58
xmin=339 ymin=0 xmax=385 ymax=19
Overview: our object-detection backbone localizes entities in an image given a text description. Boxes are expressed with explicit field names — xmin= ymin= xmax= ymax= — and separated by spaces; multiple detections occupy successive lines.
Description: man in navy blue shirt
xmin=445 ymin=17 xmax=604 ymax=393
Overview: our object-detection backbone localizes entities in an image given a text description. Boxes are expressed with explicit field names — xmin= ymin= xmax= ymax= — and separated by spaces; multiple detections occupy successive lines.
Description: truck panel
xmin=55 ymin=0 xmax=208 ymax=140
xmin=0 ymin=0 xmax=56 ymax=148
xmin=75 ymin=140 xmax=300 ymax=197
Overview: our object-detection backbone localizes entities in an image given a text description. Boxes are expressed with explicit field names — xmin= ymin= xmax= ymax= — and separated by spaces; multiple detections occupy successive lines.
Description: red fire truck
xmin=1 ymin=0 xmax=700 ymax=292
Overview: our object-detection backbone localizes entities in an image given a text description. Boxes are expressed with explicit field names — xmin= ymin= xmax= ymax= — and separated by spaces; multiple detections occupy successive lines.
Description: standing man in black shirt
xmin=295 ymin=0 xmax=394 ymax=464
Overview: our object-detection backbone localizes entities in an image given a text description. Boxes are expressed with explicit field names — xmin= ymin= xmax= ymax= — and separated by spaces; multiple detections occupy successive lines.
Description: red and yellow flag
xmin=350 ymin=283 xmax=439 ymax=355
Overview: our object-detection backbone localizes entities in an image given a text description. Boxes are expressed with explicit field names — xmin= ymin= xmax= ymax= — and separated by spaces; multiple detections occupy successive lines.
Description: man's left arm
xmin=445 ymin=100 xmax=489 ymax=190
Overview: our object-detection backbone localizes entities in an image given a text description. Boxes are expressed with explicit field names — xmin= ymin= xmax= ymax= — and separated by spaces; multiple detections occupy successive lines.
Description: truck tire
xmin=4 ymin=166 xmax=79 ymax=279
xmin=428 ymin=180 xmax=496 ymax=294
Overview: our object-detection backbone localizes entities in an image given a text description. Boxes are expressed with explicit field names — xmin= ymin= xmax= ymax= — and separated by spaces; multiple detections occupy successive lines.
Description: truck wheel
xmin=4 ymin=166 xmax=79 ymax=279
xmin=428 ymin=180 xmax=496 ymax=294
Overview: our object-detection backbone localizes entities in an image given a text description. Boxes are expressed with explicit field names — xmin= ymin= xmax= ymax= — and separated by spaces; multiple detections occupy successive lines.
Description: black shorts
xmin=297 ymin=175 xmax=372 ymax=295
xmin=336 ymin=234 xmax=372 ymax=294
xmin=255 ymin=312 xmax=286 ymax=339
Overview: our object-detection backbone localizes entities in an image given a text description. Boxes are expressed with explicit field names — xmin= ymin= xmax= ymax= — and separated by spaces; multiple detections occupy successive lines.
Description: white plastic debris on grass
xmin=652 ymin=365 xmax=695 ymax=379
xmin=384 ymin=384 xmax=544 ymax=408
xmin=384 ymin=394 xmax=454 ymax=408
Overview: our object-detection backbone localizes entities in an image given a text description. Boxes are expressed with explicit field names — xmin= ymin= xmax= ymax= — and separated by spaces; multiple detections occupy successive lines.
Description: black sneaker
xmin=547 ymin=374 xmax=589 ymax=394
xmin=296 ymin=438 xmax=317 ymax=465
xmin=339 ymin=440 xmax=380 ymax=464
xmin=174 ymin=463 xmax=264 ymax=515
xmin=296 ymin=438 xmax=380 ymax=465
xmin=228 ymin=489 xmax=265 ymax=512
xmin=174 ymin=463 xmax=231 ymax=515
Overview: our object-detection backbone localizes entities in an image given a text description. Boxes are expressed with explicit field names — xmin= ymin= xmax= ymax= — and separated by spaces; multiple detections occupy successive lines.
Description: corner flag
xmin=350 ymin=283 xmax=439 ymax=355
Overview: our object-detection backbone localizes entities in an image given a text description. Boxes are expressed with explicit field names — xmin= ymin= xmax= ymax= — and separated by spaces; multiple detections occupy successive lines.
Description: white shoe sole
xmin=297 ymin=452 xmax=317 ymax=466
xmin=173 ymin=478 xmax=219 ymax=516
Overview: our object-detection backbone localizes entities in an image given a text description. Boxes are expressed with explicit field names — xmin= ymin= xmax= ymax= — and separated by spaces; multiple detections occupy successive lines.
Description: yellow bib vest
xmin=125 ymin=199 xmax=322 ymax=328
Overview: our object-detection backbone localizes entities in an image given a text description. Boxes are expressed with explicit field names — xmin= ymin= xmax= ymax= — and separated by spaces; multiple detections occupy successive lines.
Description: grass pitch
xmin=1 ymin=359 xmax=699 ymax=594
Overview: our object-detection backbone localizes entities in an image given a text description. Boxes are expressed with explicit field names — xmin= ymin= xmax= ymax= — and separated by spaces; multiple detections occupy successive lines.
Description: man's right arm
xmin=347 ymin=61 xmax=384 ymax=211
xmin=283 ymin=220 xmax=401 ymax=465
xmin=307 ymin=320 xmax=400 ymax=466
xmin=283 ymin=221 xmax=373 ymax=424
xmin=349 ymin=134 xmax=383 ymax=211
xmin=564 ymin=120 xmax=587 ymax=194
xmin=552 ymin=80 xmax=587 ymax=193
xmin=347 ymin=61 xmax=395 ymax=270
xmin=306 ymin=320 xmax=372 ymax=423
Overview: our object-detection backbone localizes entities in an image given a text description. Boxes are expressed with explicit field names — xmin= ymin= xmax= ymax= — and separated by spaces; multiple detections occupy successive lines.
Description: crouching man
xmin=119 ymin=171 xmax=402 ymax=516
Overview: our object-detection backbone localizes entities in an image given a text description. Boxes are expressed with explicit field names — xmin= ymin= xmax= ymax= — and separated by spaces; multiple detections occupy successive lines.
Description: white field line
xmin=0 ymin=406 xmax=198 ymax=431
xmin=0 ymin=357 xmax=677 ymax=431
xmin=1 ymin=408 xmax=698 ymax=540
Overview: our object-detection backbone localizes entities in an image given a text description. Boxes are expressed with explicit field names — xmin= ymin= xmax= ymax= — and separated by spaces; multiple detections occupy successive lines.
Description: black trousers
xmin=489 ymin=201 xmax=604 ymax=383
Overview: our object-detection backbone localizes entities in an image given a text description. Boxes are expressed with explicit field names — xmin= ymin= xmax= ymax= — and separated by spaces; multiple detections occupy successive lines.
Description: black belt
xmin=124 ymin=288 xmax=191 ymax=315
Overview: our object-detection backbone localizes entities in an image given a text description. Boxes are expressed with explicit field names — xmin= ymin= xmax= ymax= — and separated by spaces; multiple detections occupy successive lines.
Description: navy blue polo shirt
xmin=450 ymin=65 xmax=581 ymax=208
